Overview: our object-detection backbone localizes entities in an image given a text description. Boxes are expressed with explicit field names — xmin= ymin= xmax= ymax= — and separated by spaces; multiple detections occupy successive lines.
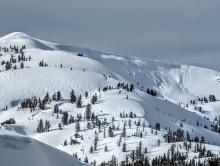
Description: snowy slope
xmin=1 ymin=32 xmax=220 ymax=118
xmin=0 ymin=67 xmax=116 ymax=108
xmin=0 ymin=130 xmax=84 ymax=166
xmin=0 ymin=32 xmax=56 ymax=50
xmin=0 ymin=32 xmax=220 ymax=165
xmin=1 ymin=88 xmax=219 ymax=164
xmin=41 ymin=39 xmax=220 ymax=104
xmin=1 ymin=32 xmax=220 ymax=105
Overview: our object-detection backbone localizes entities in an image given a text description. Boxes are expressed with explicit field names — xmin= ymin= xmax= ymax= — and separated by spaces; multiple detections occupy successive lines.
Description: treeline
xmin=102 ymin=82 xmax=134 ymax=92
xmin=190 ymin=94 xmax=217 ymax=105
xmin=20 ymin=92 xmax=52 ymax=111
xmin=0 ymin=45 xmax=26 ymax=54
xmin=39 ymin=59 xmax=48 ymax=67
xmin=164 ymin=128 xmax=206 ymax=144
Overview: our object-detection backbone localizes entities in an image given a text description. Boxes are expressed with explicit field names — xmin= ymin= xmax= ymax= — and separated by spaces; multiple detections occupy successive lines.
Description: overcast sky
xmin=1 ymin=0 xmax=220 ymax=70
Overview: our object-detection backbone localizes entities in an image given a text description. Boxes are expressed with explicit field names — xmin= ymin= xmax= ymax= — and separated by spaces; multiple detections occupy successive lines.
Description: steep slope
xmin=53 ymin=40 xmax=220 ymax=120
xmin=0 ymin=32 xmax=220 ymax=165
xmin=1 ymin=32 xmax=220 ymax=105
xmin=54 ymin=42 xmax=220 ymax=105
xmin=0 ymin=130 xmax=84 ymax=166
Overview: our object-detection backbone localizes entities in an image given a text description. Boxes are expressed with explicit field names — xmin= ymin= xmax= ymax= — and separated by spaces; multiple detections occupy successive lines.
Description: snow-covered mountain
xmin=0 ymin=32 xmax=220 ymax=165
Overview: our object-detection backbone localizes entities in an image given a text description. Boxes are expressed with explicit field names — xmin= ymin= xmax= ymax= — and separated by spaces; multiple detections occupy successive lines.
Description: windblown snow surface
xmin=0 ymin=32 xmax=220 ymax=165
xmin=0 ymin=129 xmax=84 ymax=166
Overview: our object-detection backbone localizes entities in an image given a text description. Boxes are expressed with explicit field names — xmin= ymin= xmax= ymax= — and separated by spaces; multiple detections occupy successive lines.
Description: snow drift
xmin=0 ymin=130 xmax=84 ymax=166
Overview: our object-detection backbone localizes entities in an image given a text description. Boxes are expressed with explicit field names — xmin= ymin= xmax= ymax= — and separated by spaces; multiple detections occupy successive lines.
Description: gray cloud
xmin=1 ymin=0 xmax=220 ymax=70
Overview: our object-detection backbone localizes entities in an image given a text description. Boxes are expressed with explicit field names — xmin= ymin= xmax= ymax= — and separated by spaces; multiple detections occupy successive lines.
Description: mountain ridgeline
xmin=0 ymin=32 xmax=220 ymax=165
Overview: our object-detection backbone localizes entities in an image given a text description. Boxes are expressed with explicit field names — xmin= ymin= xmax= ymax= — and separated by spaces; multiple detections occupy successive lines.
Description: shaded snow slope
xmin=0 ymin=130 xmax=84 ymax=166
xmin=1 ymin=32 xmax=220 ymax=105
xmin=95 ymin=55 xmax=220 ymax=104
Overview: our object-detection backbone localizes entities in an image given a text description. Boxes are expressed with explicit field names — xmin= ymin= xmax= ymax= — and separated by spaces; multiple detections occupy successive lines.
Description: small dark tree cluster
xmin=117 ymin=82 xmax=134 ymax=92
xmin=0 ymin=45 xmax=30 ymax=71
xmin=77 ymin=53 xmax=84 ymax=57
xmin=62 ymin=111 xmax=69 ymax=125
xmin=155 ymin=123 xmax=160 ymax=130
xmin=191 ymin=94 xmax=217 ymax=105
xmin=120 ymin=111 xmax=137 ymax=118
xmin=1 ymin=118 xmax=16 ymax=126
xmin=86 ymin=104 xmax=92 ymax=120
xmin=164 ymin=128 xmax=184 ymax=143
xmin=102 ymin=82 xmax=135 ymax=92
xmin=39 ymin=60 xmax=48 ymax=67
xmin=21 ymin=94 xmax=51 ymax=111
xmin=209 ymin=94 xmax=217 ymax=102
xmin=37 ymin=119 xmax=51 ymax=133
xmin=52 ymin=91 xmax=62 ymax=101
xmin=91 ymin=93 xmax=98 ymax=104
xmin=0 ymin=45 xmax=25 ymax=53
xmin=70 ymin=90 xmax=77 ymax=103
xmin=75 ymin=120 xmax=81 ymax=132
xmin=146 ymin=88 xmax=157 ymax=96
xmin=76 ymin=95 xmax=82 ymax=108
xmin=108 ymin=126 xmax=114 ymax=137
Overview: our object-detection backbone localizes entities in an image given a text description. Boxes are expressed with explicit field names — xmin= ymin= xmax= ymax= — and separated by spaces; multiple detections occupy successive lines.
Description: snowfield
xmin=0 ymin=67 xmax=116 ymax=108
xmin=0 ymin=32 xmax=220 ymax=165
xmin=0 ymin=130 xmax=84 ymax=166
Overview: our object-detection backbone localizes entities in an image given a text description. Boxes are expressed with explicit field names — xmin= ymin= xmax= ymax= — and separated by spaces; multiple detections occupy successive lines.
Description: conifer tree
xmin=20 ymin=62 xmax=24 ymax=69
xmin=122 ymin=142 xmax=127 ymax=152
xmin=85 ymin=91 xmax=88 ymax=98
xmin=84 ymin=156 xmax=88 ymax=163
xmin=62 ymin=111 xmax=69 ymax=125
xmin=130 ymin=84 xmax=134 ymax=92
xmin=58 ymin=123 xmax=62 ymax=130
xmin=69 ymin=115 xmax=75 ymax=124
xmin=104 ymin=145 xmax=108 ymax=152
xmin=75 ymin=120 xmax=80 ymax=132
xmin=57 ymin=91 xmax=62 ymax=101
xmin=91 ymin=93 xmax=98 ymax=104
xmin=54 ymin=104 xmax=59 ymax=113
xmin=64 ymin=139 xmax=67 ymax=146
xmin=70 ymin=90 xmax=76 ymax=103
xmin=94 ymin=134 xmax=98 ymax=151
xmin=76 ymin=95 xmax=82 ymax=108
xmin=45 ymin=120 xmax=51 ymax=132
xmin=86 ymin=104 xmax=92 ymax=120
xmin=108 ymin=126 xmax=114 ymax=137
xmin=37 ymin=119 xmax=44 ymax=133
xmin=122 ymin=121 xmax=126 ymax=137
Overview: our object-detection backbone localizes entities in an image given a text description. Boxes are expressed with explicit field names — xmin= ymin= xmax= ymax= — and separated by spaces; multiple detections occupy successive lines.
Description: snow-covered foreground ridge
xmin=0 ymin=32 xmax=220 ymax=165
xmin=0 ymin=130 xmax=84 ymax=166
